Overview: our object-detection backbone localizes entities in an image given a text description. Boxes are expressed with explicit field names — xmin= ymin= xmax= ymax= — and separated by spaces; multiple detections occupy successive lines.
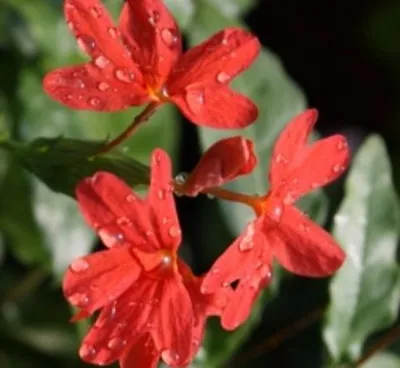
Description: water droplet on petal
xmin=148 ymin=10 xmax=160 ymax=25
xmin=67 ymin=21 xmax=76 ymax=32
xmin=68 ymin=292 xmax=89 ymax=307
xmin=157 ymin=189 xmax=165 ymax=200
xmin=311 ymin=182 xmax=319 ymax=189
xmin=110 ymin=302 xmax=117 ymax=319
xmin=75 ymin=79 xmax=85 ymax=89
xmin=126 ymin=194 xmax=136 ymax=202
xmin=70 ymin=258 xmax=90 ymax=273
xmin=337 ymin=139 xmax=348 ymax=150
xmin=94 ymin=55 xmax=110 ymax=69
xmin=185 ymin=89 xmax=205 ymax=115
xmin=283 ymin=192 xmax=296 ymax=205
xmin=107 ymin=337 xmax=124 ymax=350
xmin=108 ymin=27 xmax=118 ymax=38
xmin=216 ymin=71 xmax=230 ymax=83
xmin=77 ymin=35 xmax=96 ymax=53
xmin=80 ymin=343 xmax=96 ymax=358
xmin=221 ymin=38 xmax=228 ymax=45
xmin=332 ymin=164 xmax=345 ymax=174
xmin=299 ymin=223 xmax=310 ymax=232
xmin=98 ymin=82 xmax=110 ymax=92
xmin=275 ymin=153 xmax=288 ymax=164
xmin=239 ymin=223 xmax=255 ymax=251
xmin=90 ymin=6 xmax=103 ymax=18
xmin=206 ymin=193 xmax=216 ymax=199
xmin=161 ymin=28 xmax=179 ymax=48
xmin=160 ymin=85 xmax=169 ymax=98
xmin=89 ymin=97 xmax=102 ymax=107
xmin=175 ymin=172 xmax=188 ymax=184
xmin=115 ymin=68 xmax=135 ymax=83
xmin=162 ymin=217 xmax=169 ymax=224
xmin=117 ymin=216 xmax=132 ymax=226
xmin=168 ymin=226 xmax=181 ymax=238
xmin=268 ymin=201 xmax=283 ymax=223
xmin=161 ymin=350 xmax=180 ymax=365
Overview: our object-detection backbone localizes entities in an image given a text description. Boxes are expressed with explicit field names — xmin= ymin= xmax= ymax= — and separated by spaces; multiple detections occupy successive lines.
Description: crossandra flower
xmin=177 ymin=109 xmax=351 ymax=330
xmin=44 ymin=0 xmax=260 ymax=129
xmin=63 ymin=150 xmax=232 ymax=368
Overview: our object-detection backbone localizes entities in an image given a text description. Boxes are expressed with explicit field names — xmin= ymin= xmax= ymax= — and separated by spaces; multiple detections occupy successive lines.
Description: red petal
xmin=167 ymin=28 xmax=260 ymax=93
xmin=201 ymin=220 xmax=272 ymax=329
xmin=79 ymin=277 xmax=160 ymax=365
xmin=152 ymin=277 xmax=193 ymax=367
xmin=43 ymin=65 xmax=148 ymax=111
xmin=76 ymin=172 xmax=157 ymax=252
xmin=275 ymin=135 xmax=350 ymax=203
xmin=269 ymin=109 xmax=350 ymax=202
xmin=170 ymin=84 xmax=258 ymax=128
xmin=62 ymin=247 xmax=141 ymax=316
xmin=221 ymin=262 xmax=270 ymax=330
xmin=43 ymin=0 xmax=149 ymax=111
xmin=268 ymin=205 xmax=345 ymax=277
xmin=119 ymin=0 xmax=181 ymax=88
xmin=181 ymin=137 xmax=257 ymax=196
xmin=120 ymin=334 xmax=159 ymax=368
xmin=148 ymin=149 xmax=182 ymax=251
xmin=269 ymin=109 xmax=317 ymax=188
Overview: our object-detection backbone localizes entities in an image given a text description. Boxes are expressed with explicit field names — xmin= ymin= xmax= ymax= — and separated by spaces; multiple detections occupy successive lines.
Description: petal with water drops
xmin=63 ymin=247 xmax=141 ymax=317
xmin=268 ymin=205 xmax=345 ymax=277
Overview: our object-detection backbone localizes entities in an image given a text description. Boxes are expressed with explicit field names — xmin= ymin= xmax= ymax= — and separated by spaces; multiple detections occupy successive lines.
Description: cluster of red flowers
xmin=44 ymin=0 xmax=351 ymax=367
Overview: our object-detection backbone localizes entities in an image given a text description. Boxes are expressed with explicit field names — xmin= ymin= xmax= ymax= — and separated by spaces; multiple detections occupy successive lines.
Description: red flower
xmin=63 ymin=150 xmax=231 ymax=367
xmin=193 ymin=109 xmax=351 ymax=330
xmin=44 ymin=0 xmax=260 ymax=129
xmin=176 ymin=136 xmax=257 ymax=196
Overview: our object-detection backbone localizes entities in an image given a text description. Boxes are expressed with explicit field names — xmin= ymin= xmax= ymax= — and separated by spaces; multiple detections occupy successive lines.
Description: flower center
xmin=133 ymin=248 xmax=177 ymax=278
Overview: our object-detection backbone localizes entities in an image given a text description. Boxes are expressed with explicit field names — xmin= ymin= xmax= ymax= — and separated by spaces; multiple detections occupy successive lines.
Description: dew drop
xmin=239 ymin=223 xmax=255 ymax=252
xmin=337 ymin=139 xmax=348 ymax=150
xmin=160 ymin=85 xmax=169 ymax=98
xmin=70 ymin=258 xmax=90 ymax=273
xmin=161 ymin=28 xmax=179 ymax=48
xmin=77 ymin=35 xmax=96 ymax=53
xmin=221 ymin=38 xmax=228 ymax=45
xmin=161 ymin=350 xmax=180 ymax=365
xmin=275 ymin=153 xmax=287 ymax=164
xmin=299 ymin=223 xmax=310 ymax=232
xmin=216 ymin=71 xmax=230 ymax=83
xmin=146 ymin=230 xmax=153 ymax=237
xmin=148 ymin=10 xmax=160 ymax=25
xmin=126 ymin=193 xmax=136 ymax=202
xmin=62 ymin=94 xmax=73 ymax=102
xmin=107 ymin=337 xmax=123 ymax=350
xmin=268 ymin=202 xmax=283 ymax=222
xmin=75 ymin=79 xmax=85 ymax=89
xmin=69 ymin=292 xmax=89 ymax=307
xmin=117 ymin=216 xmax=132 ymax=226
xmin=90 ymin=6 xmax=103 ymax=18
xmin=210 ymin=268 xmax=220 ymax=275
xmin=168 ymin=226 xmax=181 ymax=238
xmin=67 ymin=21 xmax=75 ymax=32
xmin=94 ymin=55 xmax=110 ymax=69
xmin=283 ymin=192 xmax=296 ymax=205
xmin=157 ymin=189 xmax=165 ymax=200
xmin=161 ymin=217 xmax=169 ymax=224
xmin=107 ymin=27 xmax=119 ymax=39
xmin=185 ymin=89 xmax=205 ymax=115
xmin=310 ymin=182 xmax=319 ymax=189
xmin=175 ymin=172 xmax=188 ymax=184
xmin=89 ymin=97 xmax=102 ymax=107
xmin=161 ymin=255 xmax=172 ymax=266
xmin=80 ymin=343 xmax=96 ymax=358
xmin=110 ymin=302 xmax=117 ymax=319
xmin=115 ymin=68 xmax=135 ymax=83
xmin=332 ymin=164 xmax=345 ymax=173
xmin=98 ymin=82 xmax=110 ymax=92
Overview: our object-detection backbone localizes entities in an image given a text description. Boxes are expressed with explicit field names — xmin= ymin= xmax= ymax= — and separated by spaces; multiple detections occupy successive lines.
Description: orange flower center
xmin=133 ymin=248 xmax=177 ymax=279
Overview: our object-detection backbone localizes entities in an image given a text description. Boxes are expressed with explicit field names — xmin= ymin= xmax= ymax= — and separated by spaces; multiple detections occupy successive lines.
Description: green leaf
xmin=187 ymin=0 xmax=326 ymax=236
xmin=323 ymin=135 xmax=400 ymax=363
xmin=1 ymin=137 xmax=150 ymax=198
xmin=362 ymin=352 xmax=400 ymax=368
xmin=165 ymin=0 xmax=195 ymax=30
xmin=203 ymin=0 xmax=257 ymax=17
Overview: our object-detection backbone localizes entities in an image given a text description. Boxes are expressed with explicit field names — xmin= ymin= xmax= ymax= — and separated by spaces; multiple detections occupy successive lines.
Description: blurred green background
xmin=1 ymin=0 xmax=400 ymax=367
